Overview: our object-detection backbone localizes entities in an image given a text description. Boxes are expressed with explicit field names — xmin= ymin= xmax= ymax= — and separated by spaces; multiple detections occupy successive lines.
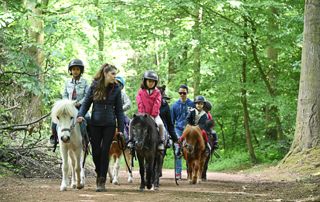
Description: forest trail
xmin=1 ymin=169 xmax=319 ymax=202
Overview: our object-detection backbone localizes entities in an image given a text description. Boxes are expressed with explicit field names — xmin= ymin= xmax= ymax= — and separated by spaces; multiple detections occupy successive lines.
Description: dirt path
xmin=0 ymin=169 xmax=319 ymax=202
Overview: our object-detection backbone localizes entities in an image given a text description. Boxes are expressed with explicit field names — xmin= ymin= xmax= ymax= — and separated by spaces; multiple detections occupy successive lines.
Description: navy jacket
xmin=186 ymin=109 xmax=208 ymax=131
xmin=78 ymin=81 xmax=124 ymax=133
xmin=160 ymin=99 xmax=178 ymax=142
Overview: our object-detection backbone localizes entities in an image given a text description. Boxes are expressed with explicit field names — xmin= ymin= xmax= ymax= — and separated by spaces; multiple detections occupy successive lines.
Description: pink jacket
xmin=136 ymin=88 xmax=162 ymax=117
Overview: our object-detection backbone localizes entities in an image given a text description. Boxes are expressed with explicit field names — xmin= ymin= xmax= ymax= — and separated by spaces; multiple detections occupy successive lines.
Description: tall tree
xmin=241 ymin=16 xmax=257 ymax=163
xmin=193 ymin=4 xmax=202 ymax=96
xmin=23 ymin=0 xmax=49 ymax=121
xmin=283 ymin=0 xmax=320 ymax=162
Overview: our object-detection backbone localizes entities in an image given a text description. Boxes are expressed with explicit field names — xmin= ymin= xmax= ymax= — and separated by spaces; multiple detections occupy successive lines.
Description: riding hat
xmin=116 ymin=76 xmax=125 ymax=87
xmin=143 ymin=70 xmax=158 ymax=89
xmin=194 ymin=95 xmax=206 ymax=103
xmin=204 ymin=101 xmax=212 ymax=111
xmin=68 ymin=59 xmax=84 ymax=75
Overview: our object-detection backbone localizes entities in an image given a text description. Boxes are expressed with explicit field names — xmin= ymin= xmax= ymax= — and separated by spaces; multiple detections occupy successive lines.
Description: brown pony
xmin=181 ymin=125 xmax=208 ymax=184
xmin=108 ymin=132 xmax=133 ymax=185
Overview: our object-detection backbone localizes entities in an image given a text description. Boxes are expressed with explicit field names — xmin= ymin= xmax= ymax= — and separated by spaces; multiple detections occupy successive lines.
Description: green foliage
xmin=208 ymin=150 xmax=253 ymax=171
xmin=0 ymin=0 xmax=304 ymax=172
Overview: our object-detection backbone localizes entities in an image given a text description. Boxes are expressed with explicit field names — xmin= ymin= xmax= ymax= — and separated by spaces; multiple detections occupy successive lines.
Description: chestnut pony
xmin=181 ymin=124 xmax=208 ymax=184
xmin=108 ymin=131 xmax=133 ymax=185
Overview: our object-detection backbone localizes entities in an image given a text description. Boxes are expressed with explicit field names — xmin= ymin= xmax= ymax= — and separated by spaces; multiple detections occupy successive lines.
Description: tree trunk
xmin=249 ymin=18 xmax=284 ymax=140
xmin=265 ymin=6 xmax=282 ymax=140
xmin=241 ymin=17 xmax=257 ymax=163
xmin=287 ymin=0 xmax=320 ymax=155
xmin=95 ymin=0 xmax=105 ymax=62
xmin=168 ymin=31 xmax=175 ymax=85
xmin=193 ymin=6 xmax=202 ymax=96
xmin=23 ymin=0 xmax=48 ymax=121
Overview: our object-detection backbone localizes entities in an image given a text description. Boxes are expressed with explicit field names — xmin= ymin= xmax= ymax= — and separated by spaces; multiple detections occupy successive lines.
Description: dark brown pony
xmin=108 ymin=132 xmax=133 ymax=185
xmin=181 ymin=125 xmax=208 ymax=184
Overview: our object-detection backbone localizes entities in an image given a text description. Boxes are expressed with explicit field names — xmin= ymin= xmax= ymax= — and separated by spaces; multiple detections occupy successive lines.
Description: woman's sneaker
xmin=175 ymin=173 xmax=182 ymax=180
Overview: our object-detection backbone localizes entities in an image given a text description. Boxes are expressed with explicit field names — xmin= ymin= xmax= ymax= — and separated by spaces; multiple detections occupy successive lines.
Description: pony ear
xmin=133 ymin=114 xmax=137 ymax=117
xmin=144 ymin=114 xmax=148 ymax=118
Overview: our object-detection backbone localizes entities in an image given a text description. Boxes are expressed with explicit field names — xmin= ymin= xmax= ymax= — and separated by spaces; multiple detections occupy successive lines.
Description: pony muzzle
xmin=61 ymin=135 xmax=71 ymax=143
xmin=60 ymin=128 xmax=72 ymax=143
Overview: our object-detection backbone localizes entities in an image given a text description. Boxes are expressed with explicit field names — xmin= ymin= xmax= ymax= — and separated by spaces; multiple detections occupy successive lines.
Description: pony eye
xmin=70 ymin=117 xmax=73 ymax=120
xmin=57 ymin=116 xmax=60 ymax=120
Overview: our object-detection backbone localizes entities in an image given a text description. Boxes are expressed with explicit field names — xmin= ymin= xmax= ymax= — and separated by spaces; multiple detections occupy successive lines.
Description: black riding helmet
xmin=143 ymin=70 xmax=158 ymax=89
xmin=68 ymin=59 xmax=84 ymax=75
xmin=204 ymin=101 xmax=212 ymax=112
xmin=194 ymin=95 xmax=206 ymax=104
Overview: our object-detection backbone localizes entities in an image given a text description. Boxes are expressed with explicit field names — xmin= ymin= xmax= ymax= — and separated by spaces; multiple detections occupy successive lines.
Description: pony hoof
xmin=154 ymin=186 xmax=159 ymax=191
xmin=112 ymin=181 xmax=119 ymax=185
xmin=128 ymin=178 xmax=133 ymax=183
xmin=77 ymin=184 xmax=84 ymax=189
xmin=139 ymin=188 xmax=144 ymax=192
xmin=60 ymin=186 xmax=67 ymax=191
xmin=71 ymin=184 xmax=77 ymax=189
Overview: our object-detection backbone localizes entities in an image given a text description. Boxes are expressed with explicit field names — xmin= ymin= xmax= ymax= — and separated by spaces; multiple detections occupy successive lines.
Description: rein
xmin=116 ymin=133 xmax=132 ymax=174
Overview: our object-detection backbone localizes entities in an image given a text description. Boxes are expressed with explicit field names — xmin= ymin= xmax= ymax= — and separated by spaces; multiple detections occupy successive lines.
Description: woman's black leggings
xmin=90 ymin=126 xmax=115 ymax=179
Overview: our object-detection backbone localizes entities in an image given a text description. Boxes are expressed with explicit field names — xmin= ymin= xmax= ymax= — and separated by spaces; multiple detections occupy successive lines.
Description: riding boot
xmin=96 ymin=177 xmax=106 ymax=192
xmin=158 ymin=130 xmax=165 ymax=150
xmin=206 ymin=142 xmax=211 ymax=153
xmin=50 ymin=123 xmax=58 ymax=145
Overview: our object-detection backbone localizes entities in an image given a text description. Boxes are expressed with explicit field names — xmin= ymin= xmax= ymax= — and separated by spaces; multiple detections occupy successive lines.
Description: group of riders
xmin=51 ymin=59 xmax=218 ymax=191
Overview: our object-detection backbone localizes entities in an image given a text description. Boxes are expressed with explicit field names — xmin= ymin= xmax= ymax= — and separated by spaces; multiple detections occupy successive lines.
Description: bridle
xmin=60 ymin=118 xmax=76 ymax=133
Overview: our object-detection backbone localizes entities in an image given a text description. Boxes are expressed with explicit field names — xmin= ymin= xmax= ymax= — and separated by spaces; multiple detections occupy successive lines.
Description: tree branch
xmin=0 ymin=113 xmax=50 ymax=131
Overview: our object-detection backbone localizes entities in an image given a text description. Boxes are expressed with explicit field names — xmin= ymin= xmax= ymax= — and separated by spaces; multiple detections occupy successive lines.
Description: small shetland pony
xmin=130 ymin=113 xmax=163 ymax=191
xmin=181 ymin=125 xmax=208 ymax=184
xmin=108 ymin=131 xmax=133 ymax=185
xmin=51 ymin=99 xmax=85 ymax=191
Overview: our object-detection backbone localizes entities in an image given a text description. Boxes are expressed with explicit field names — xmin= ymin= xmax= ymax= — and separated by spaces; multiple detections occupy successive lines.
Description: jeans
xmin=175 ymin=128 xmax=183 ymax=175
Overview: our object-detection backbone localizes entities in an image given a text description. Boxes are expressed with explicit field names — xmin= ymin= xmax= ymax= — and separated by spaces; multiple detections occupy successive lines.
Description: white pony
xmin=51 ymin=99 xmax=85 ymax=191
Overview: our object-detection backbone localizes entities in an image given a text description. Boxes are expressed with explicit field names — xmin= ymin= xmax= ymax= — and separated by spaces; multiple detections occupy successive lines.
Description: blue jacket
xmin=78 ymin=81 xmax=124 ymax=133
xmin=62 ymin=77 xmax=89 ymax=105
xmin=170 ymin=98 xmax=195 ymax=131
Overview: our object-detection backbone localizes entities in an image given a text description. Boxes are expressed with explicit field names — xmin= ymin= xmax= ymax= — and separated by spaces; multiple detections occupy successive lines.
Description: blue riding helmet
xmin=116 ymin=76 xmax=125 ymax=87
xmin=194 ymin=95 xmax=206 ymax=103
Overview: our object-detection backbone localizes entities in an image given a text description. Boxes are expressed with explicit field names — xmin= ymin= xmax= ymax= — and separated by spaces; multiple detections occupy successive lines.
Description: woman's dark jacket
xmin=78 ymin=81 xmax=124 ymax=133
xmin=160 ymin=99 xmax=178 ymax=142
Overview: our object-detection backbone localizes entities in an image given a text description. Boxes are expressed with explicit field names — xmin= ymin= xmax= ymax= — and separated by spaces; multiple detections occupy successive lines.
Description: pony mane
xmin=131 ymin=113 xmax=154 ymax=127
xmin=51 ymin=99 xmax=77 ymax=124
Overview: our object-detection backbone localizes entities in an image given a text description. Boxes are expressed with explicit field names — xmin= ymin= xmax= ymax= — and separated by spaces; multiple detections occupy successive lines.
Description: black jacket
xmin=78 ymin=81 xmax=124 ymax=133
xmin=160 ymin=99 xmax=178 ymax=142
